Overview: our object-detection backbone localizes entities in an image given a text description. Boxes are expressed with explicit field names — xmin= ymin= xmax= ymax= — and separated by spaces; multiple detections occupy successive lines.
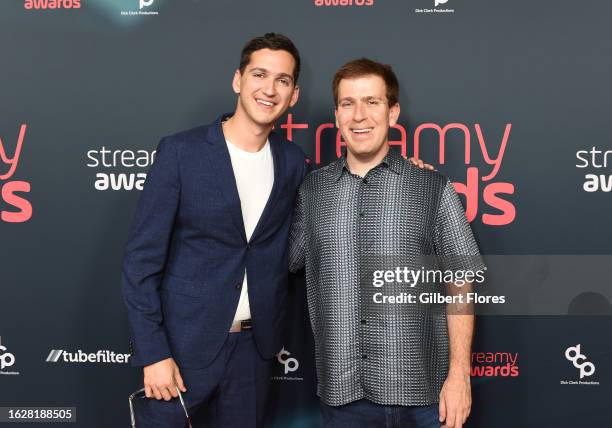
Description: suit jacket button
xmin=236 ymin=283 xmax=242 ymax=290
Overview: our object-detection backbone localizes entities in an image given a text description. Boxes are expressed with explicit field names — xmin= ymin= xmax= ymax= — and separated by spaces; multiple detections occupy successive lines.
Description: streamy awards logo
xmin=278 ymin=113 xmax=516 ymax=226
xmin=86 ymin=147 xmax=155 ymax=191
xmin=471 ymin=351 xmax=519 ymax=377
xmin=24 ymin=0 xmax=80 ymax=10
xmin=0 ymin=124 xmax=33 ymax=223
xmin=575 ymin=147 xmax=612 ymax=192
xmin=314 ymin=0 xmax=374 ymax=6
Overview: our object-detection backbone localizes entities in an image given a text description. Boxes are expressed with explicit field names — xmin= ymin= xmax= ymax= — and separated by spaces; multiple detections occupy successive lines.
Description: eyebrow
xmin=339 ymin=96 xmax=385 ymax=103
xmin=249 ymin=67 xmax=294 ymax=83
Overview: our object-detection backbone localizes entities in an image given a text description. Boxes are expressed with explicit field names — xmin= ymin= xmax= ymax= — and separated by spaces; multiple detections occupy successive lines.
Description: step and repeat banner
xmin=1 ymin=0 xmax=611 ymax=426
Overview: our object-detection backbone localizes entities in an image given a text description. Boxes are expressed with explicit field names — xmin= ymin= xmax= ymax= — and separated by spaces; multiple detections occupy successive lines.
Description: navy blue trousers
xmin=134 ymin=331 xmax=272 ymax=428
xmin=321 ymin=399 xmax=440 ymax=428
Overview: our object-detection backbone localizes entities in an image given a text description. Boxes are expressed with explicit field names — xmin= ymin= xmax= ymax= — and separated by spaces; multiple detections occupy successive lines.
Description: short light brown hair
xmin=332 ymin=58 xmax=399 ymax=107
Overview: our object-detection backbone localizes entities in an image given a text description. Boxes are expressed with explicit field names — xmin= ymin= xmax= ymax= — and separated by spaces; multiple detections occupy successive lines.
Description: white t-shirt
xmin=226 ymin=139 xmax=274 ymax=323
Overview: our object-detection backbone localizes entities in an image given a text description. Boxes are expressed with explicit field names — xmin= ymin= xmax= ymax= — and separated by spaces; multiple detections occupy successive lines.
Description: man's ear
xmin=389 ymin=102 xmax=400 ymax=127
xmin=232 ymin=69 xmax=241 ymax=95
xmin=289 ymin=85 xmax=300 ymax=107
xmin=334 ymin=108 xmax=339 ymax=128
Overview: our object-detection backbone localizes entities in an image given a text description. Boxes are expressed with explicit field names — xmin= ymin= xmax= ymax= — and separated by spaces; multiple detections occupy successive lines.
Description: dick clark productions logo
xmin=277 ymin=347 xmax=299 ymax=375
xmin=565 ymin=344 xmax=595 ymax=379
xmin=121 ymin=0 xmax=159 ymax=16
xmin=0 ymin=337 xmax=19 ymax=375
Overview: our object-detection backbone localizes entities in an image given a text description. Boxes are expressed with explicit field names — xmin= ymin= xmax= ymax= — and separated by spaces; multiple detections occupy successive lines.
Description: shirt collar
xmin=332 ymin=148 xmax=403 ymax=181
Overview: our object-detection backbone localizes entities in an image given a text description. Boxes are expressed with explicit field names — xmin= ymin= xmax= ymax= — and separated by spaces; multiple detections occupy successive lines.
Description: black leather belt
xmin=229 ymin=319 xmax=252 ymax=332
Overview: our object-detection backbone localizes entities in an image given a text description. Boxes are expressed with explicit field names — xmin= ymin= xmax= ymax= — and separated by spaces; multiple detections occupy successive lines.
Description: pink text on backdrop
xmin=279 ymin=114 xmax=516 ymax=226
xmin=0 ymin=124 xmax=32 ymax=223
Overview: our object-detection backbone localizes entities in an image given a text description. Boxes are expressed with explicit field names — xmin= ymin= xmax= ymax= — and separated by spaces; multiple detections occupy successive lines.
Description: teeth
xmin=256 ymin=99 xmax=274 ymax=106
xmin=352 ymin=128 xmax=372 ymax=133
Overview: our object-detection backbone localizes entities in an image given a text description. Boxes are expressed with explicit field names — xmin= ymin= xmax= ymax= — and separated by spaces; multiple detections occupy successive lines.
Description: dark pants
xmin=135 ymin=331 xmax=272 ymax=428
xmin=320 ymin=399 xmax=440 ymax=428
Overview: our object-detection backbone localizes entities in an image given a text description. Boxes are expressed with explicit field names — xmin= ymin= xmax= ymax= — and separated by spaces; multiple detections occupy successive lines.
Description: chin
xmin=251 ymin=111 xmax=277 ymax=127
xmin=347 ymin=143 xmax=374 ymax=156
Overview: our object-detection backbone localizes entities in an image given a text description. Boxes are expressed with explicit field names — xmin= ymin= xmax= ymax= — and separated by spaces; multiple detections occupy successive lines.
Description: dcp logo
xmin=435 ymin=0 xmax=448 ymax=6
xmin=139 ymin=0 xmax=154 ymax=9
xmin=277 ymin=347 xmax=299 ymax=375
xmin=0 ymin=345 xmax=15 ymax=370
xmin=0 ymin=337 xmax=19 ymax=375
xmin=565 ymin=344 xmax=595 ymax=379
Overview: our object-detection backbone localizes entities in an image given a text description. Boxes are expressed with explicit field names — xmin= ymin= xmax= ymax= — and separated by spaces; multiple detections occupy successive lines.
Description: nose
xmin=262 ymin=77 xmax=277 ymax=98
xmin=352 ymin=101 xmax=367 ymax=122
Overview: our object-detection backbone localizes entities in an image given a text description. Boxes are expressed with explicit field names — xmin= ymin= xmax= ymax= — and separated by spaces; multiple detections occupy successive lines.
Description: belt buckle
xmin=230 ymin=319 xmax=252 ymax=333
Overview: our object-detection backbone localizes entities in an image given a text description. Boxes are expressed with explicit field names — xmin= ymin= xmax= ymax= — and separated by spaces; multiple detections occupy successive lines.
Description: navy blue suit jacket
xmin=122 ymin=113 xmax=308 ymax=368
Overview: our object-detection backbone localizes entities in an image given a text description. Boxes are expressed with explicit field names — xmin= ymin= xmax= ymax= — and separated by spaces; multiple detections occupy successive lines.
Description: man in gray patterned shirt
xmin=289 ymin=59 xmax=485 ymax=428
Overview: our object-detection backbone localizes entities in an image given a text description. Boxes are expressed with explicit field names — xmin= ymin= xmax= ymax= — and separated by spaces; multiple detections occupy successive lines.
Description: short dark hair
xmin=332 ymin=58 xmax=399 ymax=107
xmin=239 ymin=33 xmax=301 ymax=84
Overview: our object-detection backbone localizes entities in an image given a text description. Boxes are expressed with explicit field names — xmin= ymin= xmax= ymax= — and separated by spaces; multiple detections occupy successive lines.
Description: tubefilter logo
xmin=46 ymin=349 xmax=130 ymax=364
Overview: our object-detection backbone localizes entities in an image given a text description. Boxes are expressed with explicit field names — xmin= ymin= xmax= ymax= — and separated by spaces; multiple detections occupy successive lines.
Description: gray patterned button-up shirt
xmin=289 ymin=149 xmax=484 ymax=406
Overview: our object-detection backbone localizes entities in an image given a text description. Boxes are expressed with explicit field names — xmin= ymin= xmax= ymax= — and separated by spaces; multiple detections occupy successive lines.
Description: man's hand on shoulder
xmin=143 ymin=357 xmax=187 ymax=401
xmin=407 ymin=156 xmax=435 ymax=170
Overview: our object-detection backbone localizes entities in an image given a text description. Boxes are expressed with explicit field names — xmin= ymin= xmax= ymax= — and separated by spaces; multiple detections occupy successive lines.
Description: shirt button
xmin=359 ymin=212 xmax=365 ymax=217
xmin=362 ymin=354 xmax=368 ymax=360
xmin=361 ymin=319 xmax=367 ymax=325
xmin=246 ymin=244 xmax=251 ymax=250
xmin=235 ymin=283 xmax=242 ymax=290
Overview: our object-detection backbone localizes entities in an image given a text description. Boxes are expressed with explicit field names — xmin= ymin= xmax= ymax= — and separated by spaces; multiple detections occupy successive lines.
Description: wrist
xmin=447 ymin=364 xmax=470 ymax=380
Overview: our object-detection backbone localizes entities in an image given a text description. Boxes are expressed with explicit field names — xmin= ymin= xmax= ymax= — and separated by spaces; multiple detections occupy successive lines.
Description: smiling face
xmin=335 ymin=74 xmax=400 ymax=161
xmin=232 ymin=48 xmax=300 ymax=128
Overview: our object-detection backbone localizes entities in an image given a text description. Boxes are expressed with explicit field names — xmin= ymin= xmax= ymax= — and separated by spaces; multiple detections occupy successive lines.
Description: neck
xmin=346 ymin=143 xmax=390 ymax=177
xmin=222 ymin=107 xmax=272 ymax=153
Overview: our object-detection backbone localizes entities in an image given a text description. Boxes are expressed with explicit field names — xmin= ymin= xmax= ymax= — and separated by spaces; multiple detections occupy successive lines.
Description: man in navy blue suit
xmin=122 ymin=33 xmax=308 ymax=427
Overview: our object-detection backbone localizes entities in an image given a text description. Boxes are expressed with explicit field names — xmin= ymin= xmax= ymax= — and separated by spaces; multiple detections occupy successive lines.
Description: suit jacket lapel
xmin=205 ymin=115 xmax=247 ymax=242
xmin=249 ymin=131 xmax=285 ymax=243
